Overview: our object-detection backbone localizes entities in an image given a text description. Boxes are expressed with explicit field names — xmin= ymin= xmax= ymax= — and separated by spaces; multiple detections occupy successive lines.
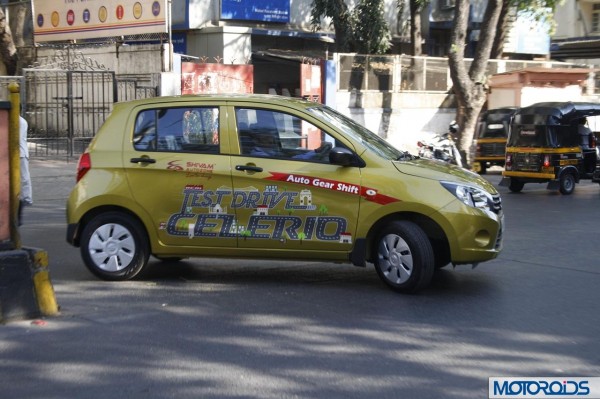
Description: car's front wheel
xmin=373 ymin=221 xmax=434 ymax=294
xmin=80 ymin=212 xmax=150 ymax=281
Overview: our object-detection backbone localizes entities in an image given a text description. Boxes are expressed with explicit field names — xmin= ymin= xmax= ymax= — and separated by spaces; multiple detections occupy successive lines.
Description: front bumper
xmin=436 ymin=200 xmax=504 ymax=264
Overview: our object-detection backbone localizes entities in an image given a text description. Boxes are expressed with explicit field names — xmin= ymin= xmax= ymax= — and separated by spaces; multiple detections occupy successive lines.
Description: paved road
xmin=2 ymin=159 xmax=600 ymax=399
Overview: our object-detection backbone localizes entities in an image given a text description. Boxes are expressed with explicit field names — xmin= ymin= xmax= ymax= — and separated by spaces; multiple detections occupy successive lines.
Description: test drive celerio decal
xmin=164 ymin=185 xmax=351 ymax=243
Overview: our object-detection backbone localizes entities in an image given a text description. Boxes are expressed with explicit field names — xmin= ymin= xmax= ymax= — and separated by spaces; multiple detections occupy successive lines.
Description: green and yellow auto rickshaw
xmin=501 ymin=102 xmax=600 ymax=195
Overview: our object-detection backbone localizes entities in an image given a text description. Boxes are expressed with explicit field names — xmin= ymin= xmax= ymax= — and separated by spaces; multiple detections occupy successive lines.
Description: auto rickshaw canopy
xmin=508 ymin=102 xmax=600 ymax=148
xmin=513 ymin=102 xmax=600 ymax=126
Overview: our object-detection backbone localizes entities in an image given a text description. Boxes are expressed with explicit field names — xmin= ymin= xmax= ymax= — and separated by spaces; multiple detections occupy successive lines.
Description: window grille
xmin=593 ymin=4 xmax=600 ymax=33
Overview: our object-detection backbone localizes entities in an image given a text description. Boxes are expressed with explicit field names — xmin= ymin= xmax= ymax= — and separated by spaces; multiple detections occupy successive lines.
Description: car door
xmin=228 ymin=104 xmax=362 ymax=252
xmin=122 ymin=102 xmax=237 ymax=248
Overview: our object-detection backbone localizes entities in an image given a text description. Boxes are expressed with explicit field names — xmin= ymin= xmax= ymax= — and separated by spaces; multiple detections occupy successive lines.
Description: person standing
xmin=18 ymin=114 xmax=32 ymax=225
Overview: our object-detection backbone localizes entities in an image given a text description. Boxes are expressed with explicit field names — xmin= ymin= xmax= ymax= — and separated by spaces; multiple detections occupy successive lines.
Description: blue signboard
xmin=221 ymin=0 xmax=290 ymax=23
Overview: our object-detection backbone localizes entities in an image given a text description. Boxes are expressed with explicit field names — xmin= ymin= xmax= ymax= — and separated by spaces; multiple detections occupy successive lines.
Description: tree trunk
xmin=409 ymin=0 xmax=423 ymax=56
xmin=0 ymin=8 xmax=17 ymax=76
xmin=332 ymin=0 xmax=354 ymax=52
xmin=491 ymin=0 xmax=511 ymax=59
xmin=448 ymin=0 xmax=502 ymax=167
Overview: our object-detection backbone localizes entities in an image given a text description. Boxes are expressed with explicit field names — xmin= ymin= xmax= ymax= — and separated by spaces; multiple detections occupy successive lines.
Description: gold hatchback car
xmin=67 ymin=95 xmax=504 ymax=293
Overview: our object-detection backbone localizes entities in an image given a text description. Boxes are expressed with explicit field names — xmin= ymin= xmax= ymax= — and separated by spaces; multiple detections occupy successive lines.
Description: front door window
xmin=230 ymin=107 xmax=362 ymax=251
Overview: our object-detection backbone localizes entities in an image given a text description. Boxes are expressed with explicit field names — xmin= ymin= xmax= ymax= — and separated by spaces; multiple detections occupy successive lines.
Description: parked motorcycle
xmin=417 ymin=122 xmax=463 ymax=166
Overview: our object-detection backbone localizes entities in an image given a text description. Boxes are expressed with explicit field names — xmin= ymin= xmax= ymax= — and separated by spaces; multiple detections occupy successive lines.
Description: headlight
xmin=441 ymin=181 xmax=492 ymax=211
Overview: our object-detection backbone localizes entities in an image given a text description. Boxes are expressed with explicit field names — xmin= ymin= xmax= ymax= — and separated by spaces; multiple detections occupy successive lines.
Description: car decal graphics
xmin=265 ymin=172 xmax=399 ymax=205
xmin=165 ymin=184 xmax=351 ymax=243
xmin=167 ymin=161 xmax=215 ymax=178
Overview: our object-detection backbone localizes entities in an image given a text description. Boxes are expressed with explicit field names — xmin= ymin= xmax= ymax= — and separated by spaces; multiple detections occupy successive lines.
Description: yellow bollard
xmin=30 ymin=248 xmax=59 ymax=316
xmin=8 ymin=82 xmax=21 ymax=249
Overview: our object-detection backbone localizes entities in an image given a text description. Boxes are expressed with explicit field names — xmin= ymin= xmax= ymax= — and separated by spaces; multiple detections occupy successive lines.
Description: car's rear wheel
xmin=373 ymin=221 xmax=434 ymax=294
xmin=508 ymin=178 xmax=524 ymax=193
xmin=80 ymin=212 xmax=149 ymax=281
xmin=559 ymin=172 xmax=576 ymax=195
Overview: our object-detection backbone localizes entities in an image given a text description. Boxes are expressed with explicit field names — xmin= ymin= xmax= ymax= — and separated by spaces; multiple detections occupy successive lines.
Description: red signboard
xmin=181 ymin=63 xmax=254 ymax=95
xmin=300 ymin=64 xmax=322 ymax=103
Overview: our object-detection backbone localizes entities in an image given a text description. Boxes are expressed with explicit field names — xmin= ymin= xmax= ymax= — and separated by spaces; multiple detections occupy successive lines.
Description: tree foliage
xmin=353 ymin=0 xmax=391 ymax=54
xmin=513 ymin=0 xmax=560 ymax=27
xmin=311 ymin=0 xmax=391 ymax=54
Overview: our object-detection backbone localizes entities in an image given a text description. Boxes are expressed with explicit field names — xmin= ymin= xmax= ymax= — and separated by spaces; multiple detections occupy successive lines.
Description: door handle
xmin=235 ymin=164 xmax=263 ymax=173
xmin=130 ymin=157 xmax=156 ymax=164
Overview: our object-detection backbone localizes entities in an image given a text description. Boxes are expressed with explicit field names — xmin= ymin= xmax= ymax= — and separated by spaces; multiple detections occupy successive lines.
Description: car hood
xmin=393 ymin=158 xmax=498 ymax=194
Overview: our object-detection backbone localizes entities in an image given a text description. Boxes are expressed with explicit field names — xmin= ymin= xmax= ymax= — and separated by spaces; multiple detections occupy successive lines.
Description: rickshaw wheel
xmin=478 ymin=162 xmax=487 ymax=175
xmin=559 ymin=173 xmax=576 ymax=195
xmin=508 ymin=179 xmax=524 ymax=193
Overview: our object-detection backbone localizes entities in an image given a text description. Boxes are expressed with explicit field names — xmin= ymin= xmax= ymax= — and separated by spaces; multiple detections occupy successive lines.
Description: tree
xmin=310 ymin=0 xmax=356 ymax=52
xmin=0 ymin=7 xmax=17 ymax=75
xmin=353 ymin=0 xmax=391 ymax=54
xmin=408 ymin=0 xmax=427 ymax=56
xmin=311 ymin=0 xmax=391 ymax=54
xmin=448 ymin=0 xmax=503 ymax=167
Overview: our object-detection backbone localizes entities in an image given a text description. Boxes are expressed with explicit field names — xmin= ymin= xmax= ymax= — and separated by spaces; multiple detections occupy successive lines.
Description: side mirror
xmin=329 ymin=147 xmax=364 ymax=167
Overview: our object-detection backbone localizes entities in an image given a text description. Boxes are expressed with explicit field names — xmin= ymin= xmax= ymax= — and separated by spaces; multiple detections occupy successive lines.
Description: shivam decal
xmin=167 ymin=160 xmax=215 ymax=178
xmin=265 ymin=172 xmax=400 ymax=205
xmin=164 ymin=185 xmax=351 ymax=243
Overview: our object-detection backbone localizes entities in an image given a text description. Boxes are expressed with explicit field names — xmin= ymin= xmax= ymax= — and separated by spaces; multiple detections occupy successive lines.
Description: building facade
xmin=551 ymin=0 xmax=600 ymax=63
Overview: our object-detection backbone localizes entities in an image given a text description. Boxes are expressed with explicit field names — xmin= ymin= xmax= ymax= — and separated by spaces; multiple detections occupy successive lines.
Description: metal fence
xmin=23 ymin=68 xmax=117 ymax=158
xmin=117 ymin=74 xmax=160 ymax=102
xmin=15 ymin=69 xmax=160 ymax=159
xmin=337 ymin=54 xmax=598 ymax=93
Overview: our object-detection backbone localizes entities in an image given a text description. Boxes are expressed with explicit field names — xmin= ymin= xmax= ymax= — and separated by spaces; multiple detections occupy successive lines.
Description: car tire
xmin=508 ymin=178 xmax=524 ymax=193
xmin=80 ymin=212 xmax=150 ymax=281
xmin=373 ymin=221 xmax=435 ymax=294
xmin=559 ymin=172 xmax=576 ymax=195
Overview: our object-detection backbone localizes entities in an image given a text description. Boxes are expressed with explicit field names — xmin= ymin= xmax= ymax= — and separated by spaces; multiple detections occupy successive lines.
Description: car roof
xmin=114 ymin=94 xmax=323 ymax=111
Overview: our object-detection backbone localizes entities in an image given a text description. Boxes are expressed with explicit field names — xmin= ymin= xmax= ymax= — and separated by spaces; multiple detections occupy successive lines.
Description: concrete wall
xmin=554 ymin=0 xmax=591 ymax=39
xmin=35 ymin=44 xmax=167 ymax=75
xmin=334 ymin=91 xmax=456 ymax=154
xmin=188 ymin=27 xmax=253 ymax=64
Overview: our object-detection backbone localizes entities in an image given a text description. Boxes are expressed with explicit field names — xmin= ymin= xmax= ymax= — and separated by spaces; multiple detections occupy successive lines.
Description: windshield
xmin=308 ymin=106 xmax=406 ymax=160
xmin=508 ymin=125 xmax=580 ymax=148
xmin=478 ymin=113 xmax=512 ymax=139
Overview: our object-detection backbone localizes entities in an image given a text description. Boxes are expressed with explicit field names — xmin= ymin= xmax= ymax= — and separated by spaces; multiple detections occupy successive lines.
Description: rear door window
xmin=133 ymin=107 xmax=220 ymax=153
